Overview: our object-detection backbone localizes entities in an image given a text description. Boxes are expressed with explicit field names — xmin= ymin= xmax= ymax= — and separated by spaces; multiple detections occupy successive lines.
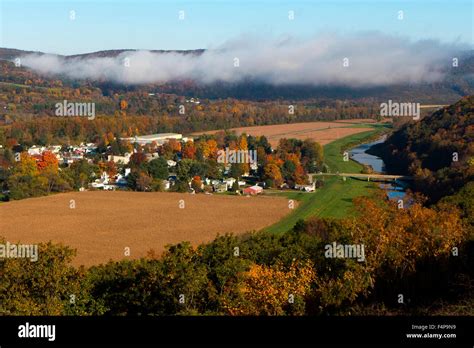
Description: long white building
xmin=121 ymin=133 xmax=184 ymax=145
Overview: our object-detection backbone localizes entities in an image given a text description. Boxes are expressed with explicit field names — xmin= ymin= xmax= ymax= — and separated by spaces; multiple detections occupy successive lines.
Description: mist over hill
xmin=0 ymin=38 xmax=473 ymax=103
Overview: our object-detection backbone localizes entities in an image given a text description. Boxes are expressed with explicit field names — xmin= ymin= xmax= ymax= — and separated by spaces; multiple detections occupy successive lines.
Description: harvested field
xmin=334 ymin=118 xmax=392 ymax=124
xmin=0 ymin=191 xmax=292 ymax=267
xmin=193 ymin=121 xmax=373 ymax=147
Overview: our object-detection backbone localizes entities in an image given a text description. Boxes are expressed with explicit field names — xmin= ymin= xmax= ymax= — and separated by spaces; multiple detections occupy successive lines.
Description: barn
xmin=243 ymin=185 xmax=263 ymax=195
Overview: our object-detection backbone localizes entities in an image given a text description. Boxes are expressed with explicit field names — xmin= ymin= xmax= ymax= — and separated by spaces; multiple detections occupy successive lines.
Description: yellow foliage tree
xmin=224 ymin=261 xmax=316 ymax=315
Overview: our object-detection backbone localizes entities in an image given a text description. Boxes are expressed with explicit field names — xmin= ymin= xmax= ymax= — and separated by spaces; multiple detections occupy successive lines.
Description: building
xmin=47 ymin=145 xmax=62 ymax=154
xmin=243 ymin=185 xmax=263 ymax=195
xmin=28 ymin=146 xmax=45 ymax=156
xmin=162 ymin=180 xmax=171 ymax=191
xmin=213 ymin=183 xmax=228 ymax=193
xmin=295 ymin=182 xmax=316 ymax=192
xmin=91 ymin=172 xmax=111 ymax=189
xmin=121 ymin=133 xmax=183 ymax=146
xmin=145 ymin=153 xmax=159 ymax=162
xmin=108 ymin=153 xmax=131 ymax=164
xmin=223 ymin=177 xmax=237 ymax=189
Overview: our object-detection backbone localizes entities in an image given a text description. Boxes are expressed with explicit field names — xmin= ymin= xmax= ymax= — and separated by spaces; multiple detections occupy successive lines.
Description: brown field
xmin=193 ymin=121 xmax=373 ymax=147
xmin=0 ymin=191 xmax=292 ymax=267
xmin=334 ymin=118 xmax=381 ymax=123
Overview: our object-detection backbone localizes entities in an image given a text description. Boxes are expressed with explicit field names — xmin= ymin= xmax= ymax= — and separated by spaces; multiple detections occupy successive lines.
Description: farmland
xmin=0 ymin=191 xmax=291 ymax=267
xmin=193 ymin=121 xmax=375 ymax=147
xmin=0 ymin=123 xmax=390 ymax=266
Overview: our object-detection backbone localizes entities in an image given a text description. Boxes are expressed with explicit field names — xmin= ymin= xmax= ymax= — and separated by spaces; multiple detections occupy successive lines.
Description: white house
xmin=223 ymin=177 xmax=237 ymax=189
xmin=91 ymin=172 xmax=111 ymax=189
xmin=28 ymin=146 xmax=44 ymax=156
xmin=108 ymin=153 xmax=131 ymax=165
xmin=295 ymin=182 xmax=316 ymax=192
xmin=163 ymin=180 xmax=171 ymax=191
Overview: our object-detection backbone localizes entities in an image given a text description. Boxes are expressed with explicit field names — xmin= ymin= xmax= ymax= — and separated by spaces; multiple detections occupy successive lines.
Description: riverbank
xmin=349 ymin=137 xmax=408 ymax=200
xmin=264 ymin=128 xmax=389 ymax=234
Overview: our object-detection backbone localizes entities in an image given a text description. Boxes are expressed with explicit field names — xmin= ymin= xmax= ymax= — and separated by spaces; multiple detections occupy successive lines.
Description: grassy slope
xmin=264 ymin=128 xmax=387 ymax=234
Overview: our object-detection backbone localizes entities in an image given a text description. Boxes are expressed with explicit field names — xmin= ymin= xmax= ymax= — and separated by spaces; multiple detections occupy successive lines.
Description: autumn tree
xmin=224 ymin=260 xmax=316 ymax=315
xmin=136 ymin=172 xmax=153 ymax=191
xmin=301 ymin=139 xmax=324 ymax=172
xmin=129 ymin=152 xmax=147 ymax=170
xmin=264 ymin=162 xmax=283 ymax=188
xmin=182 ymin=141 xmax=197 ymax=159
xmin=191 ymin=176 xmax=203 ymax=193
xmin=7 ymin=152 xmax=48 ymax=199
xmin=119 ymin=100 xmax=128 ymax=116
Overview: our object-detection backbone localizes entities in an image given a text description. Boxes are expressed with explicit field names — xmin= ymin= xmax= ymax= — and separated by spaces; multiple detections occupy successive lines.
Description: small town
xmin=2 ymin=131 xmax=319 ymax=199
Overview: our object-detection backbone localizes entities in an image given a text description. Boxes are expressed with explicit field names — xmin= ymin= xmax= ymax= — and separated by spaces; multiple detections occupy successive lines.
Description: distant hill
xmin=66 ymin=49 xmax=205 ymax=59
xmin=0 ymin=48 xmax=204 ymax=61
xmin=0 ymin=47 xmax=473 ymax=102
xmin=0 ymin=48 xmax=40 ymax=60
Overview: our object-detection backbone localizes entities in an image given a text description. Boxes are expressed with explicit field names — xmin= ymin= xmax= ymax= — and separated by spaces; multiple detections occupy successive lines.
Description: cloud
xmin=19 ymin=32 xmax=465 ymax=87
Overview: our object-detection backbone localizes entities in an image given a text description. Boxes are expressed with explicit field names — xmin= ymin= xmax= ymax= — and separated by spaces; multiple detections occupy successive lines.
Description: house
xmin=47 ymin=145 xmax=62 ymax=154
xmin=84 ymin=143 xmax=98 ymax=154
xmin=115 ymin=168 xmax=131 ymax=186
xmin=213 ymin=183 xmax=228 ymax=193
xmin=223 ymin=177 xmax=237 ymax=189
xmin=28 ymin=146 xmax=44 ymax=156
xmin=102 ymin=184 xmax=116 ymax=191
xmin=145 ymin=153 xmax=159 ymax=162
xmin=61 ymin=154 xmax=84 ymax=165
xmin=295 ymin=182 xmax=316 ymax=192
xmin=108 ymin=153 xmax=131 ymax=164
xmin=243 ymin=185 xmax=263 ymax=195
xmin=167 ymin=159 xmax=177 ymax=167
xmin=115 ymin=174 xmax=128 ymax=186
xmin=91 ymin=172 xmax=111 ymax=189
xmin=167 ymin=175 xmax=177 ymax=187
xmin=162 ymin=180 xmax=171 ymax=190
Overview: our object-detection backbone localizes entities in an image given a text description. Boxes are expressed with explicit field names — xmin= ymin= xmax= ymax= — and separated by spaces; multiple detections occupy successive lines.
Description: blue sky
xmin=0 ymin=0 xmax=472 ymax=55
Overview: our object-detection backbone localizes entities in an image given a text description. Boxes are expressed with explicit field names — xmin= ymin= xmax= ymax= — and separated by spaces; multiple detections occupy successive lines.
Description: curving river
xmin=349 ymin=136 xmax=407 ymax=200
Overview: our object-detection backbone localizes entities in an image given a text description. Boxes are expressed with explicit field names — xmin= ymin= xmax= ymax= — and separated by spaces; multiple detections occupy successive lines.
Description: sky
xmin=0 ymin=0 xmax=472 ymax=55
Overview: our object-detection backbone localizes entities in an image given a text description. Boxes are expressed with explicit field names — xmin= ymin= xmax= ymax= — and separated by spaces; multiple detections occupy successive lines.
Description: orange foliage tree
xmin=37 ymin=151 xmax=58 ymax=172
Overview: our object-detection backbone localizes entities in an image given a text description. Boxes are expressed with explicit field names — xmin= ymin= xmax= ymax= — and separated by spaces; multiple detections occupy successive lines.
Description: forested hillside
xmin=373 ymin=95 xmax=473 ymax=203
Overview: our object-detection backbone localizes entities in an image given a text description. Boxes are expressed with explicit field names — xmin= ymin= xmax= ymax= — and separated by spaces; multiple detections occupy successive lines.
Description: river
xmin=349 ymin=136 xmax=407 ymax=200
